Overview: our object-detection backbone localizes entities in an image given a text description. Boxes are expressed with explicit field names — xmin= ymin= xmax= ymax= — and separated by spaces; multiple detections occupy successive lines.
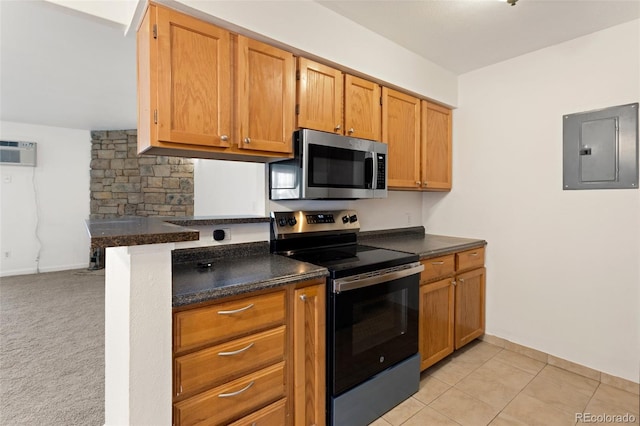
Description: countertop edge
xmin=172 ymin=269 xmax=329 ymax=307
xmin=164 ymin=216 xmax=270 ymax=226
xmin=415 ymin=240 xmax=487 ymax=259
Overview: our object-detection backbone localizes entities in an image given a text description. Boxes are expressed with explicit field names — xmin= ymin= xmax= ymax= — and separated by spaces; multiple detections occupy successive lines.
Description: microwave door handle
xmin=364 ymin=152 xmax=374 ymax=189
xmin=371 ymin=151 xmax=378 ymax=190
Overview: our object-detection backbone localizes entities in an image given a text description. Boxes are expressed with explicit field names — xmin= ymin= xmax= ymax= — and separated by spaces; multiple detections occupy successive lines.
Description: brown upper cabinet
xmin=236 ymin=36 xmax=295 ymax=154
xmin=382 ymin=88 xmax=452 ymax=191
xmin=137 ymin=3 xmax=294 ymax=161
xmin=382 ymin=87 xmax=422 ymax=188
xmin=422 ymin=101 xmax=452 ymax=190
xmin=296 ymin=58 xmax=381 ymax=141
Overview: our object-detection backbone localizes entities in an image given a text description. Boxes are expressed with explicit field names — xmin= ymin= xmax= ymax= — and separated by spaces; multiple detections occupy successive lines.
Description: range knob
xmin=287 ymin=217 xmax=297 ymax=227
xmin=277 ymin=218 xmax=287 ymax=227
xmin=342 ymin=215 xmax=349 ymax=224
xmin=349 ymin=214 xmax=358 ymax=223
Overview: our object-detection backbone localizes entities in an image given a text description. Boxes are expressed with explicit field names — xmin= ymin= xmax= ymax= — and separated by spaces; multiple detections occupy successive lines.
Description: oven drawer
xmin=174 ymin=291 xmax=286 ymax=353
xmin=420 ymin=255 xmax=455 ymax=282
xmin=174 ymin=326 xmax=286 ymax=398
xmin=456 ymin=247 xmax=485 ymax=272
xmin=173 ymin=362 xmax=286 ymax=426
xmin=227 ymin=398 xmax=287 ymax=426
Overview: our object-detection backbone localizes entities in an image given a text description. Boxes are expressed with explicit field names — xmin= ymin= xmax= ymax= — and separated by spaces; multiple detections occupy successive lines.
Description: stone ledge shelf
xmin=85 ymin=216 xmax=199 ymax=250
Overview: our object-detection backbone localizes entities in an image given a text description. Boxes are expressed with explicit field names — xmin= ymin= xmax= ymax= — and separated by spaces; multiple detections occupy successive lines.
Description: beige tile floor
xmin=369 ymin=341 xmax=640 ymax=426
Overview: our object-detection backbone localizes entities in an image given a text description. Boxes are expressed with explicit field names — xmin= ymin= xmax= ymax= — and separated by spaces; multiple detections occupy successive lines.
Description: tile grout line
xmin=424 ymin=346 xmax=506 ymax=425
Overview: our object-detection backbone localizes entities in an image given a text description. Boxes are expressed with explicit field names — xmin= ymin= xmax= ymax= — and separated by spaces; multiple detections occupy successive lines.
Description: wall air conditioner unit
xmin=0 ymin=141 xmax=37 ymax=167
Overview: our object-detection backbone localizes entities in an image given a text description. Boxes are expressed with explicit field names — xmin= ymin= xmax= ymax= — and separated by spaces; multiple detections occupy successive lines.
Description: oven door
xmin=328 ymin=262 xmax=422 ymax=396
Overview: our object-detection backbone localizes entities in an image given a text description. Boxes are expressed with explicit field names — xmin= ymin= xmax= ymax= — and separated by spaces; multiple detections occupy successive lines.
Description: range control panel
xmin=271 ymin=210 xmax=359 ymax=238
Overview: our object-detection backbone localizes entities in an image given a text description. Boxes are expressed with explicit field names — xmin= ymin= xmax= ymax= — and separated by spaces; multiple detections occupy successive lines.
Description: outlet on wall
xmin=213 ymin=228 xmax=231 ymax=241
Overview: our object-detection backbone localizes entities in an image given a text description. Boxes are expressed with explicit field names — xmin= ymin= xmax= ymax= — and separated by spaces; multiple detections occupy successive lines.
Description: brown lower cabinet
xmin=419 ymin=247 xmax=486 ymax=371
xmin=172 ymin=278 xmax=325 ymax=426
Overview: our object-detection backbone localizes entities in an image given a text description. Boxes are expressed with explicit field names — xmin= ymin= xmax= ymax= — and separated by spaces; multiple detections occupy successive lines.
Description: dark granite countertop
xmin=85 ymin=217 xmax=199 ymax=250
xmin=164 ymin=215 xmax=270 ymax=226
xmin=361 ymin=226 xmax=486 ymax=259
xmin=172 ymin=242 xmax=328 ymax=306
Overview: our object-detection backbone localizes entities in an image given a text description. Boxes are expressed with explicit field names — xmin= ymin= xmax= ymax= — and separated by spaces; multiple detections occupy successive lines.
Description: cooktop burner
xmin=270 ymin=210 xmax=418 ymax=278
xmin=289 ymin=244 xmax=417 ymax=278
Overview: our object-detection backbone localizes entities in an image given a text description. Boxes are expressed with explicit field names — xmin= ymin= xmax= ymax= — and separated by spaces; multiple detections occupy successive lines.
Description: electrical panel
xmin=563 ymin=103 xmax=638 ymax=190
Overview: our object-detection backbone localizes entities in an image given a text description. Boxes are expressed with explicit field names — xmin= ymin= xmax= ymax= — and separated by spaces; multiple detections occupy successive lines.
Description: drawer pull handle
xmin=431 ymin=261 xmax=445 ymax=265
xmin=470 ymin=252 xmax=479 ymax=256
xmin=218 ymin=381 xmax=254 ymax=398
xmin=217 ymin=303 xmax=254 ymax=315
xmin=218 ymin=342 xmax=255 ymax=357
xmin=459 ymin=278 xmax=465 ymax=284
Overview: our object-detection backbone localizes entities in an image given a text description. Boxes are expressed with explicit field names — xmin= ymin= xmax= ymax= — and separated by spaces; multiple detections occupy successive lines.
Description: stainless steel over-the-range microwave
xmin=269 ymin=129 xmax=387 ymax=200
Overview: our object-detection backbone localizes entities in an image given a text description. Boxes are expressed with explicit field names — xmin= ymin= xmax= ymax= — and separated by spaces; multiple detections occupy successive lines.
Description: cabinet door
xmin=297 ymin=58 xmax=343 ymax=134
xmin=421 ymin=101 xmax=452 ymax=190
xmin=236 ymin=36 xmax=295 ymax=154
xmin=382 ymin=88 xmax=421 ymax=189
xmin=344 ymin=75 xmax=381 ymax=141
xmin=155 ymin=5 xmax=231 ymax=147
xmin=454 ymin=267 xmax=486 ymax=349
xmin=419 ymin=278 xmax=455 ymax=371
xmin=293 ymin=284 xmax=325 ymax=426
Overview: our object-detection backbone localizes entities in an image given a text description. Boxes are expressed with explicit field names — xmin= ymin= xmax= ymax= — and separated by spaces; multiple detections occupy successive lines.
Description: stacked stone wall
xmin=90 ymin=130 xmax=194 ymax=219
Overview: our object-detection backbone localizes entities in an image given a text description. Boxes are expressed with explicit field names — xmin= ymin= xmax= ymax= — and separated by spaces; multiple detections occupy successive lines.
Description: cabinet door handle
xmin=470 ymin=252 xmax=479 ymax=256
xmin=300 ymin=294 xmax=307 ymax=302
xmin=243 ymin=137 xmax=251 ymax=144
xmin=220 ymin=134 xmax=229 ymax=142
xmin=218 ymin=381 xmax=254 ymax=398
xmin=431 ymin=261 xmax=444 ymax=265
xmin=459 ymin=278 xmax=465 ymax=284
xmin=334 ymin=124 xmax=341 ymax=131
xmin=348 ymin=127 xmax=354 ymax=134
xmin=218 ymin=342 xmax=255 ymax=357
xmin=422 ymin=182 xmax=428 ymax=187
xmin=452 ymin=280 xmax=457 ymax=286
xmin=217 ymin=303 xmax=254 ymax=315
xmin=416 ymin=181 xmax=421 ymax=186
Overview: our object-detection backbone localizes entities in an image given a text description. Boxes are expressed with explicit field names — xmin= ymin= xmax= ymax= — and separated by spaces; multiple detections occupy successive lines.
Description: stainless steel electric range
xmin=270 ymin=210 xmax=423 ymax=425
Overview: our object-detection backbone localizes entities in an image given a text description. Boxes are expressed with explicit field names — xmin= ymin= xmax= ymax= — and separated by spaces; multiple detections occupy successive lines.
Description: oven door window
xmin=308 ymin=144 xmax=372 ymax=189
xmin=330 ymin=275 xmax=419 ymax=396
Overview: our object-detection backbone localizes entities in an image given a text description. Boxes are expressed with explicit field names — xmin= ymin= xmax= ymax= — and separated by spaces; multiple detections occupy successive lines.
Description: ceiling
xmin=0 ymin=0 xmax=638 ymax=131
xmin=318 ymin=0 xmax=640 ymax=75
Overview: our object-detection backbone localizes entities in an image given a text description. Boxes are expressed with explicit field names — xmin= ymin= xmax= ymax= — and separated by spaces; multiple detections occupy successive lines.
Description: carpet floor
xmin=0 ymin=268 xmax=105 ymax=425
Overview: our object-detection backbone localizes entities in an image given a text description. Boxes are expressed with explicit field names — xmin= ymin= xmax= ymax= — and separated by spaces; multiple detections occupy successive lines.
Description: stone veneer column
xmin=90 ymin=130 xmax=194 ymax=219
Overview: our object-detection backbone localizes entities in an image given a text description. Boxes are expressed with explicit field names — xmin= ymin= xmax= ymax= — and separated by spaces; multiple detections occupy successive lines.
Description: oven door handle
xmin=332 ymin=261 xmax=424 ymax=293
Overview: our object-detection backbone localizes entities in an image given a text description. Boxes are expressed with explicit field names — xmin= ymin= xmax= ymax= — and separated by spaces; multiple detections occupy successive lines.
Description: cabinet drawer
xmin=174 ymin=362 xmax=286 ymax=426
xmin=421 ymin=255 xmax=455 ymax=282
xmin=174 ymin=291 xmax=285 ymax=353
xmin=227 ymin=398 xmax=286 ymax=426
xmin=175 ymin=326 xmax=286 ymax=398
xmin=456 ymin=247 xmax=485 ymax=272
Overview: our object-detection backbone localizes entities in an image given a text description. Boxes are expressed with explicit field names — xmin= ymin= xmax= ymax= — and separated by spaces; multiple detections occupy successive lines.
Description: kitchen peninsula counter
xmin=85 ymin=217 xmax=199 ymax=250
xmin=172 ymin=243 xmax=327 ymax=306
xmin=361 ymin=226 xmax=486 ymax=259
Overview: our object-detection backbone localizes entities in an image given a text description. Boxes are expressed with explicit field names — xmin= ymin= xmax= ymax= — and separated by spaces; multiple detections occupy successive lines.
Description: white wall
xmin=0 ymin=121 xmax=91 ymax=276
xmin=170 ymin=0 xmax=458 ymax=107
xmin=193 ymin=159 xmax=265 ymax=216
xmin=423 ymin=20 xmax=640 ymax=382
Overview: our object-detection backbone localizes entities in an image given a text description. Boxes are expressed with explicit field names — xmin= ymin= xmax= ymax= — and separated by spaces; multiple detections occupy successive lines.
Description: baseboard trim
xmin=480 ymin=334 xmax=639 ymax=396
xmin=0 ymin=263 xmax=90 ymax=278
